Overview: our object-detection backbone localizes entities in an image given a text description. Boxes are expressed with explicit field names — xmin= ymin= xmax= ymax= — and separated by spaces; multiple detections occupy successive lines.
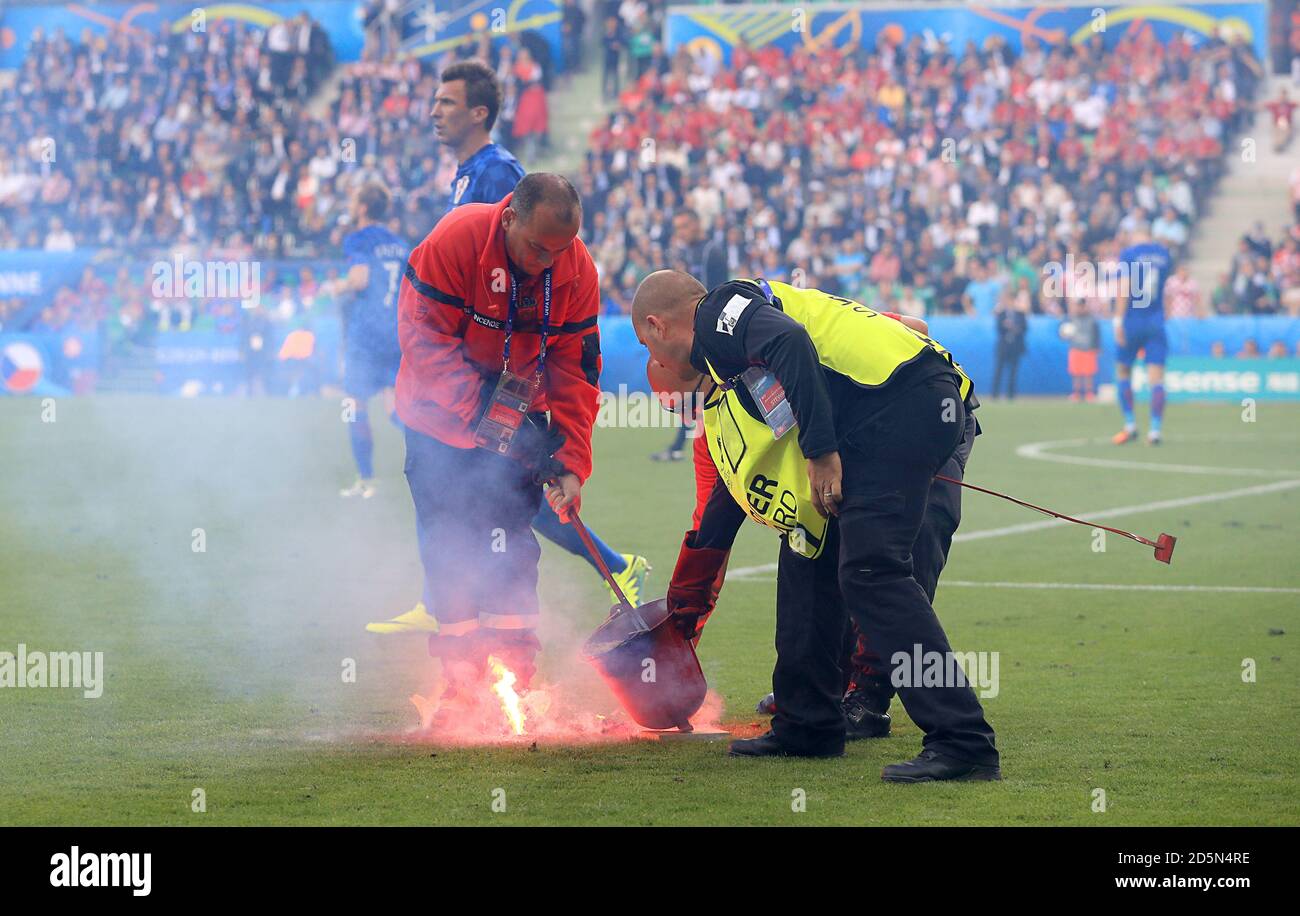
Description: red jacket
xmin=395 ymin=194 xmax=602 ymax=482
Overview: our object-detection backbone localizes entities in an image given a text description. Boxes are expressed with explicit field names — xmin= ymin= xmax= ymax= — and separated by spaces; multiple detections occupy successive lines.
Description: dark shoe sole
xmin=881 ymin=766 xmax=1002 ymax=784
xmin=845 ymin=712 xmax=891 ymax=740
xmin=728 ymin=745 xmax=845 ymax=759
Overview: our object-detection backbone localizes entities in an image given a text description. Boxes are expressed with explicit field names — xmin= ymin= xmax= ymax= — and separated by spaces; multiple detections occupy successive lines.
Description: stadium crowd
xmin=0 ymin=15 xmax=336 ymax=256
xmin=2 ymin=3 xmax=1296 ymax=400
xmin=0 ymin=10 xmax=559 ymax=261
xmin=0 ymin=10 xmax=566 ymax=348
xmin=581 ymin=22 xmax=1272 ymax=322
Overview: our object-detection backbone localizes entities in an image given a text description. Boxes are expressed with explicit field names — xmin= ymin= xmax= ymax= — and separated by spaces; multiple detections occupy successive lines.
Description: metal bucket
xmin=582 ymin=599 xmax=707 ymax=731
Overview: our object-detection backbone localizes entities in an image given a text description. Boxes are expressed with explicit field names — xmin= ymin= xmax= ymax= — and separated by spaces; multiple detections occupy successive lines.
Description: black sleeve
xmin=693 ymin=477 xmax=746 ymax=550
xmin=694 ymin=281 xmax=838 ymax=458
xmin=750 ymin=308 xmax=838 ymax=458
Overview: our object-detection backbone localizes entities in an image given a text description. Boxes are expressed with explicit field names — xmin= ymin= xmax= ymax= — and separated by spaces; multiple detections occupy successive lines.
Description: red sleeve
xmin=691 ymin=429 xmax=718 ymax=529
xmin=542 ymin=255 xmax=601 ymax=482
xmin=396 ymin=224 xmax=484 ymax=444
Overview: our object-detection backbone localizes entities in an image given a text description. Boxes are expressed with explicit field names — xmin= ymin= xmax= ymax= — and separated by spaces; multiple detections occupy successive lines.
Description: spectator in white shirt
xmin=44 ymin=217 xmax=75 ymax=251
xmin=1152 ymin=205 xmax=1189 ymax=250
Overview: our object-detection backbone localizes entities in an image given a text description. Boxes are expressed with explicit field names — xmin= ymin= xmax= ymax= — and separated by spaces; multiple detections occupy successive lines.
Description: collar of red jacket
xmin=479 ymin=193 xmax=581 ymax=290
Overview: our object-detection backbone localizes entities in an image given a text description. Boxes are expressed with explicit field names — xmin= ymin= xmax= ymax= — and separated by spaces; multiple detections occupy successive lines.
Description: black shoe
xmin=728 ymin=730 xmax=843 ymax=759
xmin=842 ymin=688 xmax=891 ymax=740
xmin=755 ymin=692 xmax=777 ymax=715
xmin=881 ymin=748 xmax=1001 ymax=783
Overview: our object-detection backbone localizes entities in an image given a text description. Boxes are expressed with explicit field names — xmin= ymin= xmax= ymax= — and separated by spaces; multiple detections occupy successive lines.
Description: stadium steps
xmin=529 ymin=37 xmax=608 ymax=176
xmin=1185 ymin=77 xmax=1297 ymax=298
xmin=307 ymin=66 xmax=345 ymax=121
xmin=303 ymin=43 xmax=604 ymax=177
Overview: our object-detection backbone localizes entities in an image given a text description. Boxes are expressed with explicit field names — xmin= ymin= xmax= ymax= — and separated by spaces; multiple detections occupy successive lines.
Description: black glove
xmin=511 ymin=414 xmax=567 ymax=483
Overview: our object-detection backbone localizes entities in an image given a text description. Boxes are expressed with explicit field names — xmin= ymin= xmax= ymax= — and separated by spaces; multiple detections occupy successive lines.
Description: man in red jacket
xmin=397 ymin=173 xmax=601 ymax=702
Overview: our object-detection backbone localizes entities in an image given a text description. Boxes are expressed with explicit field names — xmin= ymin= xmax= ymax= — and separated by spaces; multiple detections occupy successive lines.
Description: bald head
xmin=512 ymin=172 xmax=581 ymax=225
xmin=632 ymin=270 xmax=708 ymax=380
xmin=631 ymin=270 xmax=706 ymax=329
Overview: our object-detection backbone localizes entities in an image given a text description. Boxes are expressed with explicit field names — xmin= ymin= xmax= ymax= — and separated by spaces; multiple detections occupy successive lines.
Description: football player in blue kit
xmin=1113 ymin=227 xmax=1173 ymax=446
xmin=333 ymin=183 xmax=409 ymax=499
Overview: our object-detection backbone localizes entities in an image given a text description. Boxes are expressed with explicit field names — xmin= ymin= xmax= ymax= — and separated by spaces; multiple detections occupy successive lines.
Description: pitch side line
xmin=1016 ymin=437 xmax=1299 ymax=478
xmin=725 ymin=478 xmax=1300 ymax=580
xmin=941 ymin=581 xmax=1300 ymax=594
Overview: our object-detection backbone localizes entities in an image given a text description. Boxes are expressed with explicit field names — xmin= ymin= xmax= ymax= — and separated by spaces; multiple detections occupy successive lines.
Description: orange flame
xmin=487 ymin=655 xmax=526 ymax=735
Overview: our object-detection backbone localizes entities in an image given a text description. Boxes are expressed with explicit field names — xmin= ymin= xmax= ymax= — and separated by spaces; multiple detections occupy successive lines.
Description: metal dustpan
xmin=544 ymin=486 xmax=708 ymax=732
xmin=582 ymin=598 xmax=707 ymax=731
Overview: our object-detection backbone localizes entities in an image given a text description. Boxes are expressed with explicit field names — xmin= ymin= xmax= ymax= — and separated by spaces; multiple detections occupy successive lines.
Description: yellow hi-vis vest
xmin=699 ymin=279 xmax=973 ymax=560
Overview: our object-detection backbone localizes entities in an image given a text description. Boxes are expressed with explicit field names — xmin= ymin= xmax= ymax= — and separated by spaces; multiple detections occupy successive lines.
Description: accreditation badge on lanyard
xmin=733 ymin=278 xmax=795 ymax=440
xmin=473 ymin=269 xmax=552 ymax=455
xmin=737 ymin=366 xmax=796 ymax=440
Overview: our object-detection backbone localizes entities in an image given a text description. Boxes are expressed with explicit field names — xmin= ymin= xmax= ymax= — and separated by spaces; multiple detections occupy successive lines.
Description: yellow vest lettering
xmin=702 ymin=385 xmax=829 ymax=559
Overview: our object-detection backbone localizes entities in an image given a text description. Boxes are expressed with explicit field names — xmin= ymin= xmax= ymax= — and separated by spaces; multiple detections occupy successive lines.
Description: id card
xmin=473 ymin=370 xmax=540 ymax=454
xmin=740 ymin=366 xmax=795 ymax=439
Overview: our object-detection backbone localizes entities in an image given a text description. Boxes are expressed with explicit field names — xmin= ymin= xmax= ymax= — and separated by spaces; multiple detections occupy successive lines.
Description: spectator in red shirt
xmin=1163 ymin=263 xmax=1202 ymax=318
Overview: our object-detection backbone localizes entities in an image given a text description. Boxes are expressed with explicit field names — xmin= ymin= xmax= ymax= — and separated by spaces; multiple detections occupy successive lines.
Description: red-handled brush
xmin=935 ymin=475 xmax=1178 ymax=564
xmin=543 ymin=481 xmax=648 ymax=625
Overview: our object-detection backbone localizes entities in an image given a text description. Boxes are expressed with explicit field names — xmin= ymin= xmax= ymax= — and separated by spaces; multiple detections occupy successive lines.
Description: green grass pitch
xmin=1 ymin=395 xmax=1297 ymax=825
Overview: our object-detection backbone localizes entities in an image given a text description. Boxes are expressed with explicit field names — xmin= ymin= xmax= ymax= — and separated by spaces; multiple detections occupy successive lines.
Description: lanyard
xmin=502 ymin=268 xmax=552 ymax=380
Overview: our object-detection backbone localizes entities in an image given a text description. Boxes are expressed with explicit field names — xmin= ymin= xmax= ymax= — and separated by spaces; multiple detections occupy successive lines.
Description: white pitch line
xmin=1016 ymin=437 xmax=1298 ymax=478
xmin=941 ymin=580 xmax=1300 ymax=595
xmin=725 ymin=477 xmax=1300 ymax=581
xmin=727 ymin=562 xmax=778 ymax=579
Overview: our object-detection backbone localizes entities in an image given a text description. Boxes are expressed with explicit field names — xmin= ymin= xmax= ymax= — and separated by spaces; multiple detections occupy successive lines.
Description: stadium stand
xmin=1 ymin=1 xmax=1295 ymax=399
xmin=1218 ymin=169 xmax=1300 ymax=315
xmin=583 ymin=21 xmax=1267 ymax=322
xmin=0 ymin=6 xmax=562 ymax=365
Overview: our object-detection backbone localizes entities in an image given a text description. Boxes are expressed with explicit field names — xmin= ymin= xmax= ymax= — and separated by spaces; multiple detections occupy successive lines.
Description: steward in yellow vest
xmin=695 ymin=278 xmax=973 ymax=560
xmin=632 ymin=269 xmax=999 ymax=779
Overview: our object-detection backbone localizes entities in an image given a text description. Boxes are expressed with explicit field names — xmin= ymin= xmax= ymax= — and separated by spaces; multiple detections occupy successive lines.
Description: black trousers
xmin=771 ymin=376 xmax=998 ymax=764
xmin=840 ymin=410 xmax=977 ymax=694
xmin=403 ymin=425 xmax=543 ymax=637
xmin=992 ymin=345 xmax=1023 ymax=399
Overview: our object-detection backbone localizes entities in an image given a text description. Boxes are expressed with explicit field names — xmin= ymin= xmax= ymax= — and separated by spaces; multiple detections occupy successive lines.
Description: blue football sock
xmin=349 ymin=408 xmax=374 ymax=479
xmin=1150 ymin=384 xmax=1165 ymax=434
xmin=532 ymin=500 xmax=627 ymax=573
xmin=1118 ymin=378 xmax=1136 ymax=427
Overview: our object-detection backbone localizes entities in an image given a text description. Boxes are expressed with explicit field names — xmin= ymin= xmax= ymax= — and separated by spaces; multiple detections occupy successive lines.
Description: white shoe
xmin=340 ymin=478 xmax=376 ymax=499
